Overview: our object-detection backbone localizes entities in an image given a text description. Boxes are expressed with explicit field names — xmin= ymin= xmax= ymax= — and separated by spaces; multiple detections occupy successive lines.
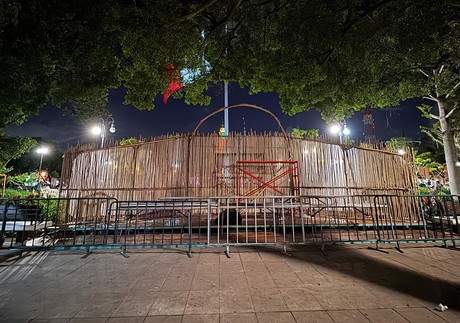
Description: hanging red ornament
xmin=163 ymin=63 xmax=184 ymax=104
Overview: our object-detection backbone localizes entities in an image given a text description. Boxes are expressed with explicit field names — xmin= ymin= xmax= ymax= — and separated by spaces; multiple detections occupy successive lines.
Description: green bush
xmin=417 ymin=185 xmax=452 ymax=201
xmin=418 ymin=186 xmax=431 ymax=195
xmin=2 ymin=188 xmax=35 ymax=198
xmin=38 ymin=198 xmax=66 ymax=221
xmin=119 ymin=137 xmax=141 ymax=146
xmin=7 ymin=173 xmax=36 ymax=190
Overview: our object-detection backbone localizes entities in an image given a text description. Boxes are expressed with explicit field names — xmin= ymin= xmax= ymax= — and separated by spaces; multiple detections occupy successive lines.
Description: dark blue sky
xmin=6 ymin=84 xmax=430 ymax=148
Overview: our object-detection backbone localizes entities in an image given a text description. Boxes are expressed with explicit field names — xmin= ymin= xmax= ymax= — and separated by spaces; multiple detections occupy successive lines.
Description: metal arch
xmin=191 ymin=103 xmax=289 ymax=139
xmin=186 ymin=103 xmax=293 ymax=196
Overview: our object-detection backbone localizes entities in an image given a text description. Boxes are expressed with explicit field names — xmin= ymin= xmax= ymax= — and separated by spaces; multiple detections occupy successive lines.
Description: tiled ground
xmin=1 ymin=244 xmax=460 ymax=322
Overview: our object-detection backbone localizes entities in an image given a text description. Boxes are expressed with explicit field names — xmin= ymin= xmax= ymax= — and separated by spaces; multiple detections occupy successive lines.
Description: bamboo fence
xmin=60 ymin=133 xmax=416 ymax=200
xmin=59 ymin=133 xmax=420 ymax=224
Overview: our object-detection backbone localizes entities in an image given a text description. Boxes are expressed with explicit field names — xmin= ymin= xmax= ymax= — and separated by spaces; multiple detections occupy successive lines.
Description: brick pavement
xmin=1 ymin=244 xmax=460 ymax=322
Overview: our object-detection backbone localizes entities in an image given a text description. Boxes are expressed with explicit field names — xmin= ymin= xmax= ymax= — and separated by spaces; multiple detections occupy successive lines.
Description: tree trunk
xmin=438 ymin=98 xmax=460 ymax=196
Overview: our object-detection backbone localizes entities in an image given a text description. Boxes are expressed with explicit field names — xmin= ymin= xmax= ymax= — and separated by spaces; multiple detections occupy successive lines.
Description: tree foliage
xmin=2 ymin=0 xmax=460 ymax=189
xmin=0 ymin=134 xmax=37 ymax=171
xmin=8 ymin=140 xmax=63 ymax=175
xmin=6 ymin=172 xmax=36 ymax=190
xmin=2 ymin=0 xmax=458 ymax=122
xmin=0 ymin=0 xmax=120 ymax=127
xmin=414 ymin=151 xmax=446 ymax=179
xmin=419 ymin=106 xmax=460 ymax=155
xmin=292 ymin=128 xmax=319 ymax=139
xmin=119 ymin=137 xmax=142 ymax=146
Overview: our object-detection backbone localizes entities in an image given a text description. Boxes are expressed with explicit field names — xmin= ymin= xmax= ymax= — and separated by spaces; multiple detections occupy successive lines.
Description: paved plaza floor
xmin=1 ymin=243 xmax=460 ymax=322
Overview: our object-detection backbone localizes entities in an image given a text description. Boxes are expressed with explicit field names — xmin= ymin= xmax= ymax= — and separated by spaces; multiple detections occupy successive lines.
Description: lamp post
xmin=329 ymin=121 xmax=351 ymax=144
xmin=92 ymin=116 xmax=116 ymax=148
xmin=37 ymin=147 xmax=49 ymax=173
xmin=36 ymin=147 xmax=49 ymax=188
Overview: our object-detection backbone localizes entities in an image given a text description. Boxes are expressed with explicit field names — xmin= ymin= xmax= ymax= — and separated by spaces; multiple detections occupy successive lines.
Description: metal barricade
xmin=107 ymin=199 xmax=209 ymax=256
xmin=1 ymin=194 xmax=459 ymax=254
xmin=371 ymin=194 xmax=460 ymax=251
xmin=208 ymin=196 xmax=304 ymax=253
xmin=208 ymin=194 xmax=460 ymax=253
xmin=208 ymin=195 xmax=388 ymax=250
xmin=299 ymin=195 xmax=382 ymax=246
xmin=1 ymin=197 xmax=117 ymax=250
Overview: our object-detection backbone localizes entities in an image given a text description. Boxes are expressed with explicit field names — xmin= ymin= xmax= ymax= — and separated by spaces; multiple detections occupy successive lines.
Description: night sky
xmin=5 ymin=83 xmax=430 ymax=149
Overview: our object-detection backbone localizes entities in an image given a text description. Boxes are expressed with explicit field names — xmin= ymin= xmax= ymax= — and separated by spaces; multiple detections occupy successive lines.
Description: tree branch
xmin=446 ymin=81 xmax=460 ymax=99
xmin=438 ymin=64 xmax=445 ymax=75
xmin=445 ymin=0 xmax=460 ymax=8
xmin=432 ymin=69 xmax=441 ymax=97
xmin=419 ymin=69 xmax=431 ymax=79
xmin=176 ymin=0 xmax=219 ymax=23
xmin=423 ymin=96 xmax=438 ymax=102
xmin=445 ymin=106 xmax=457 ymax=119
xmin=208 ymin=0 xmax=243 ymax=35
xmin=320 ymin=0 xmax=394 ymax=66
xmin=421 ymin=127 xmax=443 ymax=147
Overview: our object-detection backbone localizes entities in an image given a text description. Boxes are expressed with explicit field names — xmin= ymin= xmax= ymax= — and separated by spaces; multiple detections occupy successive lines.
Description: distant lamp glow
xmin=329 ymin=121 xmax=351 ymax=144
xmin=92 ymin=116 xmax=116 ymax=147
xmin=37 ymin=147 xmax=49 ymax=155
xmin=92 ymin=126 xmax=102 ymax=135
xmin=398 ymin=149 xmax=405 ymax=155
xmin=329 ymin=124 xmax=341 ymax=135
xmin=36 ymin=147 xmax=49 ymax=186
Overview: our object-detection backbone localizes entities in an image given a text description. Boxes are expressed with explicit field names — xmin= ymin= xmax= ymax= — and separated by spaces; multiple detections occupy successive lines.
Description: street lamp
xmin=92 ymin=116 xmax=116 ymax=148
xmin=329 ymin=121 xmax=351 ymax=144
xmin=37 ymin=147 xmax=49 ymax=172
xmin=36 ymin=147 xmax=49 ymax=183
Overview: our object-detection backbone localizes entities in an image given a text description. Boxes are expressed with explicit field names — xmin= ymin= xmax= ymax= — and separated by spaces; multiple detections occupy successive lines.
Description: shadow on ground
xmin=251 ymin=243 xmax=460 ymax=311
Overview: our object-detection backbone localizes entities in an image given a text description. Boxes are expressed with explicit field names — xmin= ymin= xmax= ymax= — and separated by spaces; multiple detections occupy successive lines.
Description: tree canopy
xmin=2 ymin=0 xmax=460 ymax=190
xmin=1 ymin=0 xmax=458 ymax=124
xmin=0 ymin=135 xmax=37 ymax=172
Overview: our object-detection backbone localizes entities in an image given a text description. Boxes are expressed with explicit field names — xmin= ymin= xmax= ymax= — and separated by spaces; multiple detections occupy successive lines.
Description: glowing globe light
xmin=92 ymin=126 xmax=102 ymax=135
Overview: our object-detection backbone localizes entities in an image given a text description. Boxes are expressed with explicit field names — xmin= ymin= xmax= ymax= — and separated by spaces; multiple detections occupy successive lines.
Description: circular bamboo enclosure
xmin=60 ymin=104 xmax=417 ymax=200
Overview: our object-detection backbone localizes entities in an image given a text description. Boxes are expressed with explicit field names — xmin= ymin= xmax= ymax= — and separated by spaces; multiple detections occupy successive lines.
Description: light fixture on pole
xmin=37 ymin=147 xmax=49 ymax=171
xmin=92 ymin=116 xmax=116 ymax=148
xmin=36 ymin=146 xmax=49 ymax=181
xmin=329 ymin=121 xmax=351 ymax=144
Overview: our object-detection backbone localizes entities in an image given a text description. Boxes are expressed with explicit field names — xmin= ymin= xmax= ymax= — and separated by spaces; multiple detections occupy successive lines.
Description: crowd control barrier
xmin=1 ymin=195 xmax=459 ymax=255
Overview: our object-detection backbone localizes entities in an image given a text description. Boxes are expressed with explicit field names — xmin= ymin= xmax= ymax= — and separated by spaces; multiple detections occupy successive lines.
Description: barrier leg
xmin=225 ymin=245 xmax=231 ymax=258
xmin=368 ymin=241 xmax=389 ymax=254
xmin=321 ymin=243 xmax=327 ymax=256
xmin=437 ymin=240 xmax=460 ymax=250
xmin=394 ymin=241 xmax=404 ymax=253
xmin=81 ymin=246 xmax=92 ymax=259
xmin=120 ymin=245 xmax=129 ymax=258
xmin=281 ymin=244 xmax=292 ymax=257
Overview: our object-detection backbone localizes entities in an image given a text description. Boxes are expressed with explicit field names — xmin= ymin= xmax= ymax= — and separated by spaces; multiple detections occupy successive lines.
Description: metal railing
xmin=106 ymin=199 xmax=209 ymax=256
xmin=1 ymin=197 xmax=116 ymax=249
xmin=1 ymin=194 xmax=459 ymax=254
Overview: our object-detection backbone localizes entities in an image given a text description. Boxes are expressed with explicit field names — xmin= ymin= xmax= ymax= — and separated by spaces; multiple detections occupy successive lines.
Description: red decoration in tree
xmin=163 ymin=63 xmax=184 ymax=104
